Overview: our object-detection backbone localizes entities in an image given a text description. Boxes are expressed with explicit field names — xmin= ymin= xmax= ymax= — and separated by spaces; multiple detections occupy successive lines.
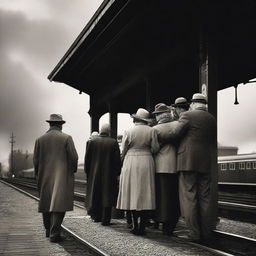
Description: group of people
xmin=84 ymin=93 xmax=217 ymax=241
xmin=33 ymin=92 xmax=217 ymax=243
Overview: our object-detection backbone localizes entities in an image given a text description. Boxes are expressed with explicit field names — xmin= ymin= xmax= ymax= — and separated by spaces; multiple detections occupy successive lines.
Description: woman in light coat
xmin=116 ymin=108 xmax=159 ymax=236
xmin=152 ymin=103 xmax=180 ymax=236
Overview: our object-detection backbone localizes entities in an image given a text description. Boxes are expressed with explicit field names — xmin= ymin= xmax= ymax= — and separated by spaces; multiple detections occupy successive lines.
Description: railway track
xmin=1 ymin=177 xmax=256 ymax=255
xmin=0 ymin=179 xmax=109 ymax=256
xmin=4 ymin=177 xmax=256 ymax=213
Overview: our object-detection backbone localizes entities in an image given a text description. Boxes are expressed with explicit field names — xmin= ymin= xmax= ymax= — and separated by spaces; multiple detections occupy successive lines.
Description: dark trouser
xmin=102 ymin=207 xmax=112 ymax=225
xmin=126 ymin=210 xmax=132 ymax=225
xmin=179 ymin=171 xmax=213 ymax=240
xmin=155 ymin=173 xmax=180 ymax=234
xmin=131 ymin=210 xmax=149 ymax=234
xmin=42 ymin=212 xmax=65 ymax=239
xmin=91 ymin=206 xmax=112 ymax=225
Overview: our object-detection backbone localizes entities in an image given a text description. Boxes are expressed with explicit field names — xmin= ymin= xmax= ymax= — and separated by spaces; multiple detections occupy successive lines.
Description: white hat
xmin=191 ymin=93 xmax=207 ymax=104
xmin=131 ymin=108 xmax=150 ymax=122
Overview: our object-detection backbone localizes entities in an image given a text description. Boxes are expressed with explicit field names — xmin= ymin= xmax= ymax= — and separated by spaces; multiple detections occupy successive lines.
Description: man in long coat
xmin=171 ymin=93 xmax=217 ymax=241
xmin=33 ymin=114 xmax=78 ymax=242
xmin=84 ymin=123 xmax=121 ymax=226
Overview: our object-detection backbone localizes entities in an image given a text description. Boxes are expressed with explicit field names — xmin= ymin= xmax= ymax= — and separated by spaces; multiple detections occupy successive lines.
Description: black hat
xmin=152 ymin=103 xmax=170 ymax=114
xmin=172 ymin=97 xmax=190 ymax=108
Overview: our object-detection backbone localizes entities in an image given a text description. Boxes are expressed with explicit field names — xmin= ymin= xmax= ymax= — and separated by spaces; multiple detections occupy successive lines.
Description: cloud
xmin=0 ymin=4 xmax=102 ymax=164
xmin=218 ymin=84 xmax=256 ymax=153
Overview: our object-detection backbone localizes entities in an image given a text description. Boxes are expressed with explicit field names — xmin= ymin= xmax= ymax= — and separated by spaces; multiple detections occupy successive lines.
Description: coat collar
xmin=194 ymin=106 xmax=207 ymax=112
xmin=47 ymin=126 xmax=62 ymax=133
xmin=134 ymin=122 xmax=147 ymax=126
xmin=99 ymin=133 xmax=109 ymax=137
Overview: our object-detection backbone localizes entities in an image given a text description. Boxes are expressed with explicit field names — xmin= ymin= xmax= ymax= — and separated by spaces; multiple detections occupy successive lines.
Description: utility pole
xmin=9 ymin=132 xmax=15 ymax=177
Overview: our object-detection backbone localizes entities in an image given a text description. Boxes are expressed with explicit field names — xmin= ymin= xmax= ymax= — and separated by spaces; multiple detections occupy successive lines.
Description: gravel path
xmin=64 ymin=208 xmax=215 ymax=256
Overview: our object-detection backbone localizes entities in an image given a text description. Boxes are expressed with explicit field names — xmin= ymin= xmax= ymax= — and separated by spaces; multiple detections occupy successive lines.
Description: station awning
xmin=48 ymin=0 xmax=256 ymax=116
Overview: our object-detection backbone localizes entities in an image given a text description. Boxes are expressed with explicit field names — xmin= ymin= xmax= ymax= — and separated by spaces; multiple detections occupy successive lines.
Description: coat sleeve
xmin=166 ymin=115 xmax=190 ymax=140
xmin=151 ymin=128 xmax=160 ymax=154
xmin=113 ymin=141 xmax=122 ymax=176
xmin=84 ymin=140 xmax=92 ymax=178
xmin=121 ymin=131 xmax=129 ymax=162
xmin=66 ymin=136 xmax=78 ymax=173
xmin=33 ymin=139 xmax=39 ymax=177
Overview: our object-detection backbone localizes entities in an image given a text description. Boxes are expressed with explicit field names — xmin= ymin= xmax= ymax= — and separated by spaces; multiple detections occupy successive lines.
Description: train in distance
xmin=17 ymin=154 xmax=256 ymax=185
xmin=218 ymin=153 xmax=256 ymax=185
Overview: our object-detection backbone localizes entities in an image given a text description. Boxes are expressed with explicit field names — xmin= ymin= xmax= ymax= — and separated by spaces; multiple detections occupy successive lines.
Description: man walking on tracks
xmin=33 ymin=114 xmax=78 ymax=242
xmin=84 ymin=123 xmax=121 ymax=226
xmin=171 ymin=93 xmax=217 ymax=241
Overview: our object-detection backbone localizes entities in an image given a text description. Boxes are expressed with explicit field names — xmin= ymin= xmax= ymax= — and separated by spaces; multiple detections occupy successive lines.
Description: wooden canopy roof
xmin=48 ymin=0 xmax=256 ymax=117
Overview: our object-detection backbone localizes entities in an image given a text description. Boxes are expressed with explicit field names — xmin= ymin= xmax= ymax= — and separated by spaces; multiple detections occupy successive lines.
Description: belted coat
xmin=116 ymin=123 xmax=159 ymax=210
xmin=33 ymin=126 xmax=78 ymax=212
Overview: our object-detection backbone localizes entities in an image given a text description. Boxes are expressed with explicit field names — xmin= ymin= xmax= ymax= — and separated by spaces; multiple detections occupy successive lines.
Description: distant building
xmin=218 ymin=144 xmax=238 ymax=156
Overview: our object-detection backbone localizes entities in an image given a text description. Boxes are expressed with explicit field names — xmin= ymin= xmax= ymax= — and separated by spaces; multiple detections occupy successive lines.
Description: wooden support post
xmin=108 ymin=103 xmax=118 ymax=139
xmin=90 ymin=113 xmax=100 ymax=134
xmin=199 ymin=24 xmax=218 ymax=118
xmin=199 ymin=22 xmax=218 ymax=228
xmin=145 ymin=77 xmax=154 ymax=112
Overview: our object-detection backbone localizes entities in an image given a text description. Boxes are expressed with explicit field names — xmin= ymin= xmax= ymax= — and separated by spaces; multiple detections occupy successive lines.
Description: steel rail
xmin=0 ymin=179 xmax=109 ymax=256
xmin=2 ymin=178 xmax=256 ymax=256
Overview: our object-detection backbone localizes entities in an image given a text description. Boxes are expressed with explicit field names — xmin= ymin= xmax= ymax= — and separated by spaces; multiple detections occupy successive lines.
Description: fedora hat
xmin=191 ymin=93 xmax=207 ymax=104
xmin=172 ymin=97 xmax=190 ymax=108
xmin=152 ymin=103 xmax=170 ymax=114
xmin=131 ymin=108 xmax=150 ymax=122
xmin=46 ymin=114 xmax=66 ymax=123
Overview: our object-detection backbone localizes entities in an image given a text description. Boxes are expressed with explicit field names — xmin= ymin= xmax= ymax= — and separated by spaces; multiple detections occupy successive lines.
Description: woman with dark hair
xmin=116 ymin=108 xmax=159 ymax=236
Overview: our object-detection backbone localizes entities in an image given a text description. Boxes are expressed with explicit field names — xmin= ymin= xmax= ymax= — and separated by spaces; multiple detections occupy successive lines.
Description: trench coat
xmin=84 ymin=134 xmax=121 ymax=215
xmin=33 ymin=126 xmax=78 ymax=212
xmin=116 ymin=123 xmax=159 ymax=210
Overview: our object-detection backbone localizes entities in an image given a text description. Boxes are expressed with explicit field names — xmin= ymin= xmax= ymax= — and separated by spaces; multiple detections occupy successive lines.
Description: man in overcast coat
xmin=84 ymin=123 xmax=121 ymax=226
xmin=33 ymin=114 xmax=78 ymax=242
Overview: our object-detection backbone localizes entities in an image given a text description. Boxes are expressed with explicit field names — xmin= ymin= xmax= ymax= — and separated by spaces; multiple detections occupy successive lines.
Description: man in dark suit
xmin=84 ymin=123 xmax=121 ymax=226
xmin=172 ymin=93 xmax=217 ymax=241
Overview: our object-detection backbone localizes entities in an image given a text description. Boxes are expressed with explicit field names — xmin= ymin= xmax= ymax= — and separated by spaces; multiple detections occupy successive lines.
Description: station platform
xmin=0 ymin=181 xmax=216 ymax=256
xmin=0 ymin=181 xmax=91 ymax=256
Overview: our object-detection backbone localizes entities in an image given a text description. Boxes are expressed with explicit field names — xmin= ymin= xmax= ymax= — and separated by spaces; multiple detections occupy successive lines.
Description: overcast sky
xmin=0 ymin=0 xmax=256 ymax=168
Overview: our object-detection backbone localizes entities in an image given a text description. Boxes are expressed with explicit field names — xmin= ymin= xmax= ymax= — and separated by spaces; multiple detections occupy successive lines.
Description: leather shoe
xmin=137 ymin=230 xmax=146 ymax=236
xmin=50 ymin=236 xmax=65 ymax=243
xmin=163 ymin=230 xmax=173 ymax=236
xmin=101 ymin=222 xmax=111 ymax=226
xmin=130 ymin=228 xmax=139 ymax=235
xmin=127 ymin=223 xmax=133 ymax=229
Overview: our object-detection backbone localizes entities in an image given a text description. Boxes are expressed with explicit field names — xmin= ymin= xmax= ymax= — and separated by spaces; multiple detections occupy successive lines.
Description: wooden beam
xmin=108 ymin=103 xmax=118 ymax=139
